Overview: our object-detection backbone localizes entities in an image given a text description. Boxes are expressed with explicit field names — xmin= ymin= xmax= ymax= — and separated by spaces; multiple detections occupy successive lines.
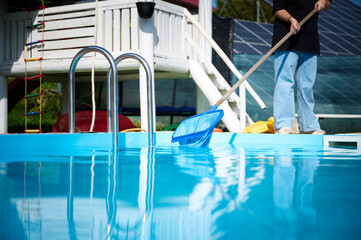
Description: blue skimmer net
xmin=171 ymin=105 xmax=224 ymax=147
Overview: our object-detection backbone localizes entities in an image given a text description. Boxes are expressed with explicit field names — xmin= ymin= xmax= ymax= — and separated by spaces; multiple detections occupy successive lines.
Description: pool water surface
xmin=1 ymin=140 xmax=361 ymax=239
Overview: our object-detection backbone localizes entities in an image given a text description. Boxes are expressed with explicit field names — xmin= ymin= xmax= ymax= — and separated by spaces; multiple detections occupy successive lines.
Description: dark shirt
xmin=272 ymin=0 xmax=320 ymax=54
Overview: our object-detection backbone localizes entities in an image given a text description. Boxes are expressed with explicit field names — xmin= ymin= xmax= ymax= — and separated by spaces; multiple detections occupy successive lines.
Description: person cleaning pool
xmin=272 ymin=0 xmax=332 ymax=134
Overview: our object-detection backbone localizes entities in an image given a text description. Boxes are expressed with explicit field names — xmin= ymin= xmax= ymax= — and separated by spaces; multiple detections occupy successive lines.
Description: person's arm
xmin=275 ymin=9 xmax=300 ymax=34
xmin=275 ymin=0 xmax=331 ymax=34
xmin=315 ymin=0 xmax=331 ymax=12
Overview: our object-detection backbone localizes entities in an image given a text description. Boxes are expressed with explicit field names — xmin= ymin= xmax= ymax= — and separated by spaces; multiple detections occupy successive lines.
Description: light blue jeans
xmin=274 ymin=51 xmax=320 ymax=132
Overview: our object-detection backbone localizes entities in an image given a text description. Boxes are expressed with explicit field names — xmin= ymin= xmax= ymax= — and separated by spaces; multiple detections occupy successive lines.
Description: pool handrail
xmin=69 ymin=46 xmax=119 ymax=149
xmin=108 ymin=53 xmax=155 ymax=146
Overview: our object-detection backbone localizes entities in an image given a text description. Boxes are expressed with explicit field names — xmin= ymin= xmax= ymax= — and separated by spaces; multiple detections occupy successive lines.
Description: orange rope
xmin=39 ymin=2 xmax=45 ymax=131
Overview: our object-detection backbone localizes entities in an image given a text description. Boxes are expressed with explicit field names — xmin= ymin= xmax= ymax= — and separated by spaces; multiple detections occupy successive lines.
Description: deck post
xmin=139 ymin=14 xmax=156 ymax=132
xmin=0 ymin=2 xmax=7 ymax=133
xmin=0 ymin=76 xmax=8 ymax=133
xmin=0 ymin=0 xmax=4 ymax=64
xmin=197 ymin=0 xmax=213 ymax=114
xmin=198 ymin=0 xmax=212 ymax=60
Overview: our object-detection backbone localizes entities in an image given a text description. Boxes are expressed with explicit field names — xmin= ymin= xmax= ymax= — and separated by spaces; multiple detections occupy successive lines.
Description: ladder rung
xmin=28 ymin=6 xmax=46 ymax=12
xmin=24 ymin=93 xmax=42 ymax=99
xmin=25 ymin=129 xmax=42 ymax=133
xmin=24 ymin=74 xmax=43 ymax=81
xmin=26 ymin=22 xmax=45 ymax=29
xmin=25 ymin=40 xmax=44 ymax=46
xmin=24 ymin=111 xmax=43 ymax=116
xmin=24 ymin=57 xmax=43 ymax=62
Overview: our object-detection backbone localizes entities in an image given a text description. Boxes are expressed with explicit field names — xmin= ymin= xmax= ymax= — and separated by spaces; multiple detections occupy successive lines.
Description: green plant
xmin=216 ymin=0 xmax=275 ymax=23
xmin=8 ymin=82 xmax=62 ymax=133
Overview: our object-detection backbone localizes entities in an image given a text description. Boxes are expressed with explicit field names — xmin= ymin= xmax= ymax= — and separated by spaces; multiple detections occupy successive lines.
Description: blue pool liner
xmin=0 ymin=131 xmax=327 ymax=161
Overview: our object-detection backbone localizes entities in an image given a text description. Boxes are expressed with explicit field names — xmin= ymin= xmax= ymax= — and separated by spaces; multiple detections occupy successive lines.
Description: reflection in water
xmin=0 ymin=145 xmax=361 ymax=239
xmin=106 ymin=152 xmax=116 ymax=240
xmin=273 ymin=148 xmax=319 ymax=239
xmin=90 ymin=155 xmax=95 ymax=240
xmin=67 ymin=156 xmax=77 ymax=240
xmin=138 ymin=147 xmax=155 ymax=240
xmin=22 ymin=161 xmax=43 ymax=240
xmin=176 ymin=146 xmax=266 ymax=239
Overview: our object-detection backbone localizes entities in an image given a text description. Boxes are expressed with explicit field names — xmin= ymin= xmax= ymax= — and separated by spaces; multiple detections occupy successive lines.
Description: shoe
xmin=275 ymin=127 xmax=294 ymax=134
xmin=300 ymin=129 xmax=326 ymax=135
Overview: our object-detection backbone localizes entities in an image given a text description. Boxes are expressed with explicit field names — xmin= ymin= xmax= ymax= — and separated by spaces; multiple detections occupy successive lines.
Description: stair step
xmin=24 ymin=92 xmax=42 ymax=99
xmin=25 ymin=129 xmax=42 ymax=133
xmin=26 ymin=22 xmax=45 ymax=29
xmin=24 ymin=74 xmax=43 ymax=81
xmin=24 ymin=57 xmax=43 ymax=62
xmin=25 ymin=40 xmax=44 ymax=46
xmin=218 ymin=89 xmax=238 ymax=103
xmin=229 ymin=102 xmax=240 ymax=115
xmin=24 ymin=111 xmax=43 ymax=116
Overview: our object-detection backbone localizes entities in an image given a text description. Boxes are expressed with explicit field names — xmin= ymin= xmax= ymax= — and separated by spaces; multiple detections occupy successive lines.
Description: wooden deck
xmin=0 ymin=0 xmax=196 ymax=81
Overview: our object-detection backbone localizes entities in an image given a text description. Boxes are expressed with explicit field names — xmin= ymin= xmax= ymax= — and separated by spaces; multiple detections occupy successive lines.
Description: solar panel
xmin=253 ymin=44 xmax=271 ymax=53
xmin=256 ymin=32 xmax=272 ymax=43
xmin=258 ymin=23 xmax=273 ymax=33
xmin=233 ymin=42 xmax=261 ymax=55
xmin=235 ymin=24 xmax=268 ymax=43
xmin=233 ymin=0 xmax=361 ymax=56
xmin=239 ymin=21 xmax=268 ymax=33
xmin=234 ymin=30 xmax=264 ymax=44
xmin=337 ymin=43 xmax=360 ymax=55
xmin=322 ymin=32 xmax=348 ymax=44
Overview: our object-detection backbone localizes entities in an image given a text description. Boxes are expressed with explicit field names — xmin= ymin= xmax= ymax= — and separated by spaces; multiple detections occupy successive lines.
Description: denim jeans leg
xmin=295 ymin=53 xmax=320 ymax=131
xmin=274 ymin=51 xmax=298 ymax=129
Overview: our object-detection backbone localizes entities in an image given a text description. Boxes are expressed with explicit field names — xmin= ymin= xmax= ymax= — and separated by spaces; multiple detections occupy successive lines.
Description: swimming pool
xmin=1 ymin=132 xmax=361 ymax=239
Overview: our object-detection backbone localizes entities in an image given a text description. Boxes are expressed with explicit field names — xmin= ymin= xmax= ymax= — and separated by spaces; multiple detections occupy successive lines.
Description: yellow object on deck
xmin=243 ymin=117 xmax=275 ymax=134
xmin=120 ymin=128 xmax=146 ymax=132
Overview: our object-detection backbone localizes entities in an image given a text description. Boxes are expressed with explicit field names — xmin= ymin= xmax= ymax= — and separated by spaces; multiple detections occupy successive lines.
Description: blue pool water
xmin=0 ymin=133 xmax=361 ymax=239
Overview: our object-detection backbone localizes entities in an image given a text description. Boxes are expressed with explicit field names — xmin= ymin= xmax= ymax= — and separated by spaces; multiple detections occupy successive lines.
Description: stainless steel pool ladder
xmin=69 ymin=46 xmax=155 ymax=148
xmin=108 ymin=53 xmax=155 ymax=146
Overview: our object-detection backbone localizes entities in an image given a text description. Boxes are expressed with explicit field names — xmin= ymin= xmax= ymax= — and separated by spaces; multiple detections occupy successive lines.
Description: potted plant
xmin=136 ymin=0 xmax=156 ymax=19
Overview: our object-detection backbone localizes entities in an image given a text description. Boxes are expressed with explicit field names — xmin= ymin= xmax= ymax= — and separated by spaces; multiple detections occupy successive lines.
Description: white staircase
xmin=183 ymin=9 xmax=266 ymax=132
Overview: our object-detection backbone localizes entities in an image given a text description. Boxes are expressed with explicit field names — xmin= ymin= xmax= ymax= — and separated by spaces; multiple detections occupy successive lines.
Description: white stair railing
xmin=183 ymin=9 xmax=266 ymax=130
xmin=184 ymin=33 xmax=254 ymax=126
